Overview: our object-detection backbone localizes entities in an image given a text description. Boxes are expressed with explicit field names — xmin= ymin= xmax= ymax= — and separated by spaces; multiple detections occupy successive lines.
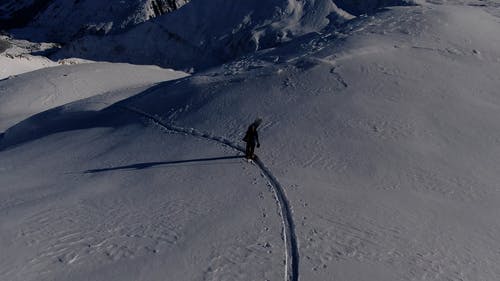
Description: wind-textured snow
xmin=1 ymin=1 xmax=500 ymax=281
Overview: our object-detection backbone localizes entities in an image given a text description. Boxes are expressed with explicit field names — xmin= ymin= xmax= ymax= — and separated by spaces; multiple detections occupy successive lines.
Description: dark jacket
xmin=243 ymin=124 xmax=259 ymax=145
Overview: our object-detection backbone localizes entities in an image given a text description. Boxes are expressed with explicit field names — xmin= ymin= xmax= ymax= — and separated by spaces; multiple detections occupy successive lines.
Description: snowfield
xmin=1 ymin=1 xmax=500 ymax=281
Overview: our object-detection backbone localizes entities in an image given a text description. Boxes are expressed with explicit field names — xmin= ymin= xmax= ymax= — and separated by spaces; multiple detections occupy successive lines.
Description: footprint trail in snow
xmin=121 ymin=106 xmax=299 ymax=281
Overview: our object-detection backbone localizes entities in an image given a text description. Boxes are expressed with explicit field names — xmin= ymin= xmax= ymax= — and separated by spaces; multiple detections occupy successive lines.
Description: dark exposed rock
xmin=0 ymin=0 xmax=53 ymax=30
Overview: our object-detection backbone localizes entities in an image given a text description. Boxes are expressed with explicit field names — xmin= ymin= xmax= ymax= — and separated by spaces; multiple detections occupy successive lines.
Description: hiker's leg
xmin=245 ymin=143 xmax=252 ymax=158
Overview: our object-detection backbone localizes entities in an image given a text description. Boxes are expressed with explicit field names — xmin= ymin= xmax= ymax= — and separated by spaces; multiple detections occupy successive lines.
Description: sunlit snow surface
xmin=1 ymin=1 xmax=500 ymax=281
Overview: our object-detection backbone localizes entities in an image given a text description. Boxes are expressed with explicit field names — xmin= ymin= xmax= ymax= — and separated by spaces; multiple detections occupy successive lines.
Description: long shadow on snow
xmin=0 ymin=76 xmax=202 ymax=151
xmin=0 ymin=105 xmax=136 ymax=151
xmin=84 ymin=155 xmax=244 ymax=173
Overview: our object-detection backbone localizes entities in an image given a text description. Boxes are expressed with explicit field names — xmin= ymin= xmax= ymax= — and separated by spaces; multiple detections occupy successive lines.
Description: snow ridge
xmin=121 ymin=105 xmax=299 ymax=281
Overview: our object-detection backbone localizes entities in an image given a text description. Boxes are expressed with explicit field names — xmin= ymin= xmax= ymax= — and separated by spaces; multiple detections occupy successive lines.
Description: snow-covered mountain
xmin=54 ymin=0 xmax=416 ymax=71
xmin=1 ymin=1 xmax=500 ymax=281
xmin=1 ymin=0 xmax=190 ymax=78
xmin=2 ymin=0 xmax=189 ymax=42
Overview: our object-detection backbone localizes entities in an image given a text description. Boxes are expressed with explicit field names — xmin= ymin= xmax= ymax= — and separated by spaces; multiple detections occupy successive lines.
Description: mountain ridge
xmin=53 ymin=0 xmax=416 ymax=71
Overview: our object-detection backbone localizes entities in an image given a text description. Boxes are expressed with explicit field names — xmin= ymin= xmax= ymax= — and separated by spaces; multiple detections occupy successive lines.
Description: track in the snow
xmin=121 ymin=106 xmax=299 ymax=281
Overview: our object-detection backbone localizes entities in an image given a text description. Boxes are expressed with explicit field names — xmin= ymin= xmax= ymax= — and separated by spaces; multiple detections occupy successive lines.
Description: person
xmin=243 ymin=118 xmax=262 ymax=159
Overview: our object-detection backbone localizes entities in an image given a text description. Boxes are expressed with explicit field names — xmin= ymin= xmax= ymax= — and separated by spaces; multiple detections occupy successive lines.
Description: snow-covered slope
xmin=101 ymin=4 xmax=500 ymax=279
xmin=1 ymin=1 xmax=500 ymax=281
xmin=0 ymin=53 xmax=57 ymax=80
xmin=55 ymin=0 xmax=417 ymax=71
xmin=0 ymin=63 xmax=281 ymax=281
xmin=0 ymin=35 xmax=60 ymax=80
xmin=0 ymin=62 xmax=187 ymax=132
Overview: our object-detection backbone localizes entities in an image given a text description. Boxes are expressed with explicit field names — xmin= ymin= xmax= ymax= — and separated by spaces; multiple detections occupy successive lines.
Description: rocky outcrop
xmin=2 ymin=0 xmax=190 ymax=42
xmin=151 ymin=0 xmax=189 ymax=17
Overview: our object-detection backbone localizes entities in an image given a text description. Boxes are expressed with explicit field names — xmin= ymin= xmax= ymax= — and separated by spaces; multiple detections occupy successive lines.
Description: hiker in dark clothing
xmin=243 ymin=118 xmax=262 ymax=159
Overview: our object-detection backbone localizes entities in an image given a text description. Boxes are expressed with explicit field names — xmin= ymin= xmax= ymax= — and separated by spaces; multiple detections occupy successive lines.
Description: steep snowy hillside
xmin=1 ymin=1 xmax=500 ymax=281
xmin=55 ymin=0 xmax=416 ymax=71
xmin=4 ymin=0 xmax=189 ymax=42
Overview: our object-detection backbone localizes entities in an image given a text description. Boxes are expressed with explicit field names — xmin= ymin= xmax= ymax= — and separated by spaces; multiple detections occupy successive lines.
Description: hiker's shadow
xmin=84 ymin=155 xmax=244 ymax=173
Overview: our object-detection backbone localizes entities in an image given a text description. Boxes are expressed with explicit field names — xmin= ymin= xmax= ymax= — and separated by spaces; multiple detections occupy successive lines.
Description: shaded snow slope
xmin=55 ymin=0 xmax=416 ymax=71
xmin=0 ymin=62 xmax=187 ymax=132
xmin=1 ymin=2 xmax=500 ymax=281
